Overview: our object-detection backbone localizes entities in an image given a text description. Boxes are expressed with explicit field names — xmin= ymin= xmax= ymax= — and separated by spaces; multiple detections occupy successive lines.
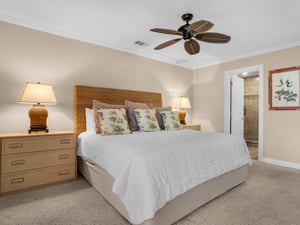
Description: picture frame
xmin=269 ymin=66 xmax=300 ymax=110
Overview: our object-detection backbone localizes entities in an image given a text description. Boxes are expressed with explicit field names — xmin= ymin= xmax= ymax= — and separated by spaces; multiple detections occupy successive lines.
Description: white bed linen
xmin=77 ymin=130 xmax=251 ymax=224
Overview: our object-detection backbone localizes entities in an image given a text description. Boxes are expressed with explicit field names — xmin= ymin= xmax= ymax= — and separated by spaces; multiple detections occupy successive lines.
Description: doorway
xmin=224 ymin=65 xmax=264 ymax=160
xmin=243 ymin=75 xmax=259 ymax=159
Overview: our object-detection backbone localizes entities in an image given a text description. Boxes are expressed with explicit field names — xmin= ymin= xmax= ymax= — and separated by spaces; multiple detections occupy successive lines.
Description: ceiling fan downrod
xmin=178 ymin=13 xmax=193 ymax=40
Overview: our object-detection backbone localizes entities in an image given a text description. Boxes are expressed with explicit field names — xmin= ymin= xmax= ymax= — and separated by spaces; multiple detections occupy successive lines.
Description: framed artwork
xmin=269 ymin=66 xmax=300 ymax=110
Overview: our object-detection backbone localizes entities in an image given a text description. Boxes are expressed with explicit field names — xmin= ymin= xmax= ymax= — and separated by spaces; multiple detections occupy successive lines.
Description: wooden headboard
xmin=74 ymin=85 xmax=162 ymax=136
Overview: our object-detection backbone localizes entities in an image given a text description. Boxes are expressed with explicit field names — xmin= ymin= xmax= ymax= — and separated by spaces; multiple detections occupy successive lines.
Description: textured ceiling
xmin=0 ymin=0 xmax=300 ymax=69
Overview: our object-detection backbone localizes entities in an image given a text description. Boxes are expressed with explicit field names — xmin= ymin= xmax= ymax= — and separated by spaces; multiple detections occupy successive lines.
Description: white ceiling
xmin=0 ymin=0 xmax=300 ymax=69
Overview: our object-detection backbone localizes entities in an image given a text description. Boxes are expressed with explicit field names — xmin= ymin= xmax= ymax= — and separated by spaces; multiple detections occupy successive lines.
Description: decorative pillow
xmin=125 ymin=100 xmax=151 ymax=131
xmin=134 ymin=109 xmax=161 ymax=132
xmin=154 ymin=106 xmax=172 ymax=129
xmin=160 ymin=111 xmax=182 ymax=131
xmin=96 ymin=108 xmax=131 ymax=135
xmin=93 ymin=100 xmax=125 ymax=134
xmin=85 ymin=108 xmax=96 ymax=133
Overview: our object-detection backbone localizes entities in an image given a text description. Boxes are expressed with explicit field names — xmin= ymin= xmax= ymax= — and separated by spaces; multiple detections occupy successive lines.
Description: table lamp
xmin=172 ymin=96 xmax=191 ymax=125
xmin=19 ymin=82 xmax=57 ymax=133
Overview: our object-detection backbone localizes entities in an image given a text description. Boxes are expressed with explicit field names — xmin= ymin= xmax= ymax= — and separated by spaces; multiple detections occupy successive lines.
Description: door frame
xmin=224 ymin=64 xmax=264 ymax=160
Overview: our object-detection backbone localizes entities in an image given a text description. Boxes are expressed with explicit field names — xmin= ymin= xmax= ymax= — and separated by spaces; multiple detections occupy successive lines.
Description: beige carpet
xmin=1 ymin=161 xmax=300 ymax=225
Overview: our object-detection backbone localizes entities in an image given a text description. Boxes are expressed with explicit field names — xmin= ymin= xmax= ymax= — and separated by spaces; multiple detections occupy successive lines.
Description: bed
xmin=74 ymin=85 xmax=251 ymax=225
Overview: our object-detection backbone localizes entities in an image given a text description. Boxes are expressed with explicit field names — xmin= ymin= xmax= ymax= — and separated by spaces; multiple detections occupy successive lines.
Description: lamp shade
xmin=19 ymin=82 xmax=57 ymax=105
xmin=172 ymin=96 xmax=191 ymax=109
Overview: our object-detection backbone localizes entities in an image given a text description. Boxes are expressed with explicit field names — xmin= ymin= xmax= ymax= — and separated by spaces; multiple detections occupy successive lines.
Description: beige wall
xmin=193 ymin=46 xmax=300 ymax=164
xmin=0 ymin=21 xmax=193 ymax=133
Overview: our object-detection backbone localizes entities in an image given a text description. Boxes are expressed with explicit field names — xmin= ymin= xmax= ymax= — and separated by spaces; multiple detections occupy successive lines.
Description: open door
xmin=230 ymin=74 xmax=244 ymax=137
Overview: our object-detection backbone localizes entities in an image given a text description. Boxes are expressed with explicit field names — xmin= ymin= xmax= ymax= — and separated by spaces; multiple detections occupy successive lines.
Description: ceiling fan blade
xmin=184 ymin=39 xmax=200 ymax=55
xmin=188 ymin=20 xmax=214 ymax=34
xmin=150 ymin=28 xmax=182 ymax=35
xmin=195 ymin=32 xmax=231 ymax=43
xmin=154 ymin=38 xmax=182 ymax=50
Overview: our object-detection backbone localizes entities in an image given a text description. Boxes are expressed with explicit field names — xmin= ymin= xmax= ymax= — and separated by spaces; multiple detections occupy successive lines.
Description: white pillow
xmin=85 ymin=108 xmax=96 ymax=133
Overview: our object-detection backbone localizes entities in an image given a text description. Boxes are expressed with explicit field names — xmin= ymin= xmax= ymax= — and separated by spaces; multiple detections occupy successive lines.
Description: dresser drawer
xmin=2 ymin=134 xmax=75 ymax=155
xmin=1 ymin=164 xmax=76 ymax=193
xmin=1 ymin=149 xmax=75 ymax=174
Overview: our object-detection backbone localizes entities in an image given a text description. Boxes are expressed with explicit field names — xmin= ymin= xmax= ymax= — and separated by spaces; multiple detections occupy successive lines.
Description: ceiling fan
xmin=150 ymin=13 xmax=231 ymax=55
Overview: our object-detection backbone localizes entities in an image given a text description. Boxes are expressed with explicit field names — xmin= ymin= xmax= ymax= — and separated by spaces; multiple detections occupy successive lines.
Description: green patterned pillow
xmin=134 ymin=109 xmax=161 ymax=132
xmin=160 ymin=111 xmax=182 ymax=130
xmin=96 ymin=108 xmax=131 ymax=135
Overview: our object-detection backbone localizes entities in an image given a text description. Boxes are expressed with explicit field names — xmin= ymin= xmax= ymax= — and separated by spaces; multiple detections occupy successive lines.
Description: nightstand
xmin=182 ymin=124 xmax=201 ymax=130
xmin=0 ymin=131 xmax=76 ymax=194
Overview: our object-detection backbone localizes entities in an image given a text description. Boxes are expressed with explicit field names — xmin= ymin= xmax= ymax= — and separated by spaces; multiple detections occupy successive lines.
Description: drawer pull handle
xmin=58 ymin=170 xmax=69 ymax=175
xmin=9 ymin=143 xmax=22 ymax=149
xmin=11 ymin=177 xmax=24 ymax=184
xmin=11 ymin=160 xmax=25 ymax=166
xmin=60 ymin=139 xmax=71 ymax=144
xmin=59 ymin=154 xmax=69 ymax=160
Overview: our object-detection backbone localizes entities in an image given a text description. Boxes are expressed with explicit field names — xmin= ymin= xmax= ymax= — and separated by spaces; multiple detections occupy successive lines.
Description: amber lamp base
xmin=178 ymin=110 xmax=187 ymax=125
xmin=28 ymin=104 xmax=49 ymax=133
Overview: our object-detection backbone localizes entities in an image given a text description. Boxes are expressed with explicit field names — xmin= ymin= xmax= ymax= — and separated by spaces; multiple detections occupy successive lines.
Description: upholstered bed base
xmin=78 ymin=157 xmax=249 ymax=225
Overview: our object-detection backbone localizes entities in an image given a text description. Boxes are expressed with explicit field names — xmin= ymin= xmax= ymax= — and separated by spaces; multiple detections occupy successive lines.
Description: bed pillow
xmin=96 ymin=108 xmax=131 ymax=135
xmin=134 ymin=109 xmax=161 ymax=132
xmin=85 ymin=108 xmax=96 ymax=133
xmin=93 ymin=100 xmax=125 ymax=134
xmin=125 ymin=100 xmax=152 ymax=131
xmin=160 ymin=111 xmax=182 ymax=131
xmin=154 ymin=106 xmax=172 ymax=129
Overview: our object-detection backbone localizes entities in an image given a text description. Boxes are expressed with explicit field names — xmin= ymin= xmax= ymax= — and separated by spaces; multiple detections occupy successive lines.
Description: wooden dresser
xmin=0 ymin=131 xmax=76 ymax=194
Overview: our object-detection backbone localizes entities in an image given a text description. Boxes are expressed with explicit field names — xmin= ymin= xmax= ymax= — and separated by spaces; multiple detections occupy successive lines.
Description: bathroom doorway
xmin=243 ymin=75 xmax=259 ymax=159
xmin=224 ymin=65 xmax=264 ymax=160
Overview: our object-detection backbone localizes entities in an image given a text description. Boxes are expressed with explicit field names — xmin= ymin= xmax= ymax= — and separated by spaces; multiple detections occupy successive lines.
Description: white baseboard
xmin=260 ymin=157 xmax=300 ymax=170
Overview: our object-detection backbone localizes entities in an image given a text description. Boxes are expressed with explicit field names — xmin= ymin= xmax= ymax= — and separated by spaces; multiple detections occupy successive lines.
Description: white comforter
xmin=78 ymin=130 xmax=251 ymax=224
